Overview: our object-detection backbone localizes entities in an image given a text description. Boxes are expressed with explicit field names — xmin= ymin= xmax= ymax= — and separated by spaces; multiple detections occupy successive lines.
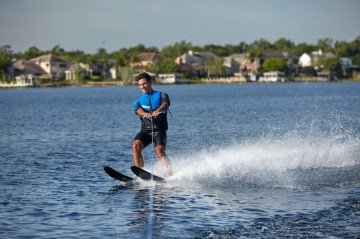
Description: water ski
xmin=131 ymin=166 xmax=165 ymax=182
xmin=104 ymin=166 xmax=133 ymax=182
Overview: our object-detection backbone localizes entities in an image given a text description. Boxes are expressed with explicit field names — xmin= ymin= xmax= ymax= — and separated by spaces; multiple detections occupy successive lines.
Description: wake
xmin=165 ymin=131 xmax=360 ymax=189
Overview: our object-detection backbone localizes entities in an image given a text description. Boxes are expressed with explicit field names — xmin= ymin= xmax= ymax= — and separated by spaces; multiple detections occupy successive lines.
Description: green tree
xmin=60 ymin=50 xmax=88 ymax=64
xmin=349 ymin=37 xmax=360 ymax=65
xmin=273 ymin=38 xmax=295 ymax=52
xmin=51 ymin=45 xmax=65 ymax=56
xmin=160 ymin=41 xmax=194 ymax=58
xmin=300 ymin=66 xmax=317 ymax=77
xmin=247 ymin=38 xmax=272 ymax=61
xmin=262 ymin=58 xmax=287 ymax=72
xmin=204 ymin=58 xmax=224 ymax=77
xmin=24 ymin=46 xmax=42 ymax=59
xmin=93 ymin=48 xmax=109 ymax=80
xmin=0 ymin=45 xmax=13 ymax=81
xmin=317 ymin=38 xmax=334 ymax=53
xmin=120 ymin=66 xmax=135 ymax=84
xmin=293 ymin=43 xmax=315 ymax=56
xmin=113 ymin=48 xmax=130 ymax=66
xmin=316 ymin=56 xmax=341 ymax=75
xmin=203 ymin=44 xmax=229 ymax=57
xmin=234 ymin=42 xmax=249 ymax=53
xmin=147 ymin=58 xmax=178 ymax=74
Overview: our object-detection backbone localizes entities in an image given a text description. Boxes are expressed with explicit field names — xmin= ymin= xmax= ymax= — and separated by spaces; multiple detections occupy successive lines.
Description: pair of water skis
xmin=104 ymin=166 xmax=165 ymax=183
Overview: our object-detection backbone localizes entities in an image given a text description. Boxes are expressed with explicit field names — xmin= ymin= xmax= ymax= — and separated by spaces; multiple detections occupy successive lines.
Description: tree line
xmin=1 ymin=37 xmax=359 ymax=80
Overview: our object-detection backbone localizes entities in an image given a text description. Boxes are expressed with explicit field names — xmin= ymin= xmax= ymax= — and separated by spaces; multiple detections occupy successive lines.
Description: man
xmin=132 ymin=72 xmax=172 ymax=176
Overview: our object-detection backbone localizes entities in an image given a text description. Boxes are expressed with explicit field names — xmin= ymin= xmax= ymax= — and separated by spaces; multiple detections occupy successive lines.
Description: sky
xmin=0 ymin=0 xmax=359 ymax=53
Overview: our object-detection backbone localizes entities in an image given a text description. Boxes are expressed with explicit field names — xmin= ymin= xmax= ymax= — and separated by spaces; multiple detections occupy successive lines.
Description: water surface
xmin=1 ymin=82 xmax=359 ymax=238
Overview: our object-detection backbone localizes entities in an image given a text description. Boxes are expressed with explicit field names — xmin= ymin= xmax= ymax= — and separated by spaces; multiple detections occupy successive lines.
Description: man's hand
xmin=143 ymin=113 xmax=152 ymax=120
xmin=151 ymin=111 xmax=160 ymax=118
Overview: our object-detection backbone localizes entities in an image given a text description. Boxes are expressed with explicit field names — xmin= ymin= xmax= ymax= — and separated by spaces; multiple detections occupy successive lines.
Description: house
xmin=30 ymin=54 xmax=69 ymax=80
xmin=158 ymin=73 xmax=182 ymax=84
xmin=82 ymin=59 xmax=116 ymax=79
xmin=317 ymin=70 xmax=334 ymax=81
xmin=244 ymin=72 xmax=259 ymax=82
xmin=1 ymin=59 xmax=47 ymax=87
xmin=299 ymin=53 xmax=312 ymax=67
xmin=339 ymin=57 xmax=360 ymax=77
xmin=65 ymin=63 xmax=91 ymax=80
xmin=132 ymin=52 xmax=165 ymax=72
xmin=299 ymin=49 xmax=334 ymax=68
xmin=259 ymin=52 xmax=299 ymax=67
xmin=230 ymin=53 xmax=260 ymax=74
xmin=109 ymin=65 xmax=118 ymax=79
xmin=223 ymin=57 xmax=240 ymax=76
xmin=259 ymin=71 xmax=287 ymax=82
xmin=175 ymin=50 xmax=218 ymax=77
xmin=13 ymin=59 xmax=48 ymax=85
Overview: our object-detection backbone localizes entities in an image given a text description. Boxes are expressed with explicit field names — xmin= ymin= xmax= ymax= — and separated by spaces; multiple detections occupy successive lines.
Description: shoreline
xmin=1 ymin=78 xmax=359 ymax=89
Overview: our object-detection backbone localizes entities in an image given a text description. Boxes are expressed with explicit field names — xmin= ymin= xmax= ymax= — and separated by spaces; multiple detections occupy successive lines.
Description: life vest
xmin=133 ymin=90 xmax=167 ymax=114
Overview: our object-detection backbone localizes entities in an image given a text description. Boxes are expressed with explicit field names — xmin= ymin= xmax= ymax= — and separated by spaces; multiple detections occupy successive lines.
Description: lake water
xmin=0 ymin=82 xmax=359 ymax=238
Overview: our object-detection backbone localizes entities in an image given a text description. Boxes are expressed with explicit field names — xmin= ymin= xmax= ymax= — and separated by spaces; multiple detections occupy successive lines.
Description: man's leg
xmin=133 ymin=140 xmax=144 ymax=167
xmin=155 ymin=145 xmax=172 ymax=176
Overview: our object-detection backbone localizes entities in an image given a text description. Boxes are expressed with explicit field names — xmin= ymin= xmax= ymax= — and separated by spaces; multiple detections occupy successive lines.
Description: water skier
xmin=132 ymin=72 xmax=172 ymax=176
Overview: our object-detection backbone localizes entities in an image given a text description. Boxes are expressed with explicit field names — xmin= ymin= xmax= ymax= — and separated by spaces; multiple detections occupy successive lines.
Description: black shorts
xmin=134 ymin=130 xmax=167 ymax=147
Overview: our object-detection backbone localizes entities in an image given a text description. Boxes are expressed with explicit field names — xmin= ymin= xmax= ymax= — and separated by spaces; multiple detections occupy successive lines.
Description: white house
xmin=299 ymin=49 xmax=334 ymax=67
xmin=259 ymin=71 xmax=287 ymax=82
xmin=158 ymin=73 xmax=182 ymax=84
xmin=299 ymin=53 xmax=312 ymax=67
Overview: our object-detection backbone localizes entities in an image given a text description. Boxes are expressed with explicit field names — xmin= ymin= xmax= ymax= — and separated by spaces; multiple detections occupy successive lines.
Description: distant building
xmin=259 ymin=52 xmax=299 ymax=75
xmin=299 ymin=49 xmax=334 ymax=67
xmin=132 ymin=52 xmax=165 ymax=72
xmin=229 ymin=53 xmax=260 ymax=74
xmin=317 ymin=70 xmax=334 ymax=81
xmin=299 ymin=53 xmax=312 ymax=67
xmin=158 ymin=73 xmax=182 ymax=84
xmin=223 ymin=57 xmax=240 ymax=76
xmin=259 ymin=71 xmax=287 ymax=82
xmin=65 ymin=63 xmax=91 ymax=80
xmin=12 ymin=59 xmax=49 ymax=86
xmin=339 ymin=57 xmax=360 ymax=77
xmin=175 ymin=50 xmax=218 ymax=77
xmin=30 ymin=54 xmax=69 ymax=80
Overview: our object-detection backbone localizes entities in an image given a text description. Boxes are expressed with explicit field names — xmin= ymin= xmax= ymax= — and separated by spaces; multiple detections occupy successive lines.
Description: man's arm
xmin=136 ymin=107 xmax=152 ymax=119
xmin=152 ymin=102 xmax=169 ymax=117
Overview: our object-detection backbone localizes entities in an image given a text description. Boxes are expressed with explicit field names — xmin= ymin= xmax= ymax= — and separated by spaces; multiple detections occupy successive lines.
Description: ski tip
xmin=131 ymin=166 xmax=165 ymax=182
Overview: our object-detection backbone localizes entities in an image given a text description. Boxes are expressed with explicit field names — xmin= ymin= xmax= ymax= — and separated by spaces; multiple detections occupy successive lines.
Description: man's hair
xmin=136 ymin=72 xmax=152 ymax=82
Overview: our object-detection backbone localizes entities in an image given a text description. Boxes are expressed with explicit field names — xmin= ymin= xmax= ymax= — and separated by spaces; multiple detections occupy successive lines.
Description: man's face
xmin=138 ymin=78 xmax=152 ymax=93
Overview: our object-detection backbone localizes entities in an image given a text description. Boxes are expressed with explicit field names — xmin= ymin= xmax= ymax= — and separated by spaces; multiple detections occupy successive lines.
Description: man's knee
xmin=155 ymin=146 xmax=166 ymax=158
xmin=133 ymin=140 xmax=143 ymax=151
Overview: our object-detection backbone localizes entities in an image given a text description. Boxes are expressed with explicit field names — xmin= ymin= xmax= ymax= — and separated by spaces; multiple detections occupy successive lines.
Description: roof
xmin=195 ymin=52 xmax=217 ymax=59
xmin=223 ymin=57 xmax=240 ymax=67
xmin=13 ymin=60 xmax=47 ymax=75
xmin=30 ymin=54 xmax=68 ymax=63
xmin=230 ymin=53 xmax=246 ymax=59
xmin=137 ymin=52 xmax=165 ymax=62
xmin=259 ymin=52 xmax=285 ymax=59
xmin=66 ymin=63 xmax=87 ymax=73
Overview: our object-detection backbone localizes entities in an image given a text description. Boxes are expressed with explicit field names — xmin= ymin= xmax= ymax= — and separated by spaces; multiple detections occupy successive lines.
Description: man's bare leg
xmin=133 ymin=140 xmax=144 ymax=167
xmin=155 ymin=145 xmax=172 ymax=176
